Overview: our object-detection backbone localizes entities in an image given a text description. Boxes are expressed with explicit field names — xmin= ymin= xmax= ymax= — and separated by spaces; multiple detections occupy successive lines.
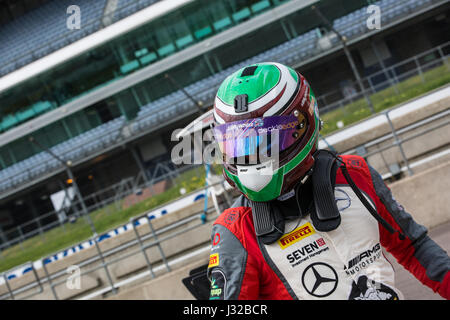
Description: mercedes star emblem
xmin=302 ymin=262 xmax=338 ymax=297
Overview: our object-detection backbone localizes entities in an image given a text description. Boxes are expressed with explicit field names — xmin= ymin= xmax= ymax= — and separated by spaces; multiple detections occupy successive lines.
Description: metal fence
xmin=342 ymin=107 xmax=450 ymax=178
xmin=0 ymin=179 xmax=233 ymax=300
xmin=0 ymin=159 xmax=204 ymax=251
xmin=316 ymin=41 xmax=450 ymax=115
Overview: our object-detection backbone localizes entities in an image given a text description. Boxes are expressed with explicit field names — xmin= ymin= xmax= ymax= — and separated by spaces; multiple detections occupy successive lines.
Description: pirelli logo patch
xmin=278 ymin=222 xmax=315 ymax=249
xmin=208 ymin=253 xmax=219 ymax=268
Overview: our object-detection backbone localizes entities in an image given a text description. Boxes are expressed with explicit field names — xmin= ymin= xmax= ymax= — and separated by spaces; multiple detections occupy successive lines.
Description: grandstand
xmin=0 ymin=0 xmax=449 ymax=271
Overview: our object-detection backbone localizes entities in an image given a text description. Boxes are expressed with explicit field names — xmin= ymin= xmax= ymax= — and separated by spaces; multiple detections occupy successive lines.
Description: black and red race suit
xmin=207 ymin=155 xmax=450 ymax=300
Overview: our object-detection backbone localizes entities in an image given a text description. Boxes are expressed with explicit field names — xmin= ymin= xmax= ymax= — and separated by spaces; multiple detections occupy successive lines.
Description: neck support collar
xmin=249 ymin=171 xmax=313 ymax=245
xmin=249 ymin=201 xmax=285 ymax=245
xmin=249 ymin=149 xmax=339 ymax=244
xmin=249 ymin=149 xmax=407 ymax=245
xmin=310 ymin=150 xmax=340 ymax=232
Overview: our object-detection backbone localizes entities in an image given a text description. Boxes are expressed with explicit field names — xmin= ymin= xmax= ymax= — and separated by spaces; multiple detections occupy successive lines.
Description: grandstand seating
xmin=333 ymin=0 xmax=433 ymax=39
xmin=0 ymin=101 xmax=55 ymax=133
xmin=0 ymin=0 xmax=166 ymax=77
xmin=0 ymin=116 xmax=125 ymax=192
xmin=0 ymin=0 xmax=438 ymax=193
xmin=113 ymin=0 xmax=159 ymax=22
xmin=0 ymin=0 xmax=437 ymax=77
xmin=0 ymin=0 xmax=106 ymax=75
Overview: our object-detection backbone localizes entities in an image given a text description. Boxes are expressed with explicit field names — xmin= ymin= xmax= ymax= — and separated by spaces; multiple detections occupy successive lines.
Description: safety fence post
xmin=414 ymin=57 xmax=425 ymax=83
xmin=437 ymin=46 xmax=450 ymax=71
xmin=42 ymin=258 xmax=59 ymax=300
xmin=92 ymin=234 xmax=117 ymax=294
xmin=146 ymin=217 xmax=171 ymax=273
xmin=17 ymin=226 xmax=25 ymax=251
xmin=11 ymin=262 xmax=44 ymax=300
xmin=131 ymin=218 xmax=156 ymax=279
xmin=30 ymin=262 xmax=43 ymax=295
xmin=385 ymin=111 xmax=414 ymax=176
xmin=1 ymin=273 xmax=14 ymax=300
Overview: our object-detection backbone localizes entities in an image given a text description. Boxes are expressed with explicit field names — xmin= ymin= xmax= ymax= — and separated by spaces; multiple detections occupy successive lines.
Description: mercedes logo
xmin=302 ymin=262 xmax=338 ymax=297
xmin=335 ymin=188 xmax=351 ymax=212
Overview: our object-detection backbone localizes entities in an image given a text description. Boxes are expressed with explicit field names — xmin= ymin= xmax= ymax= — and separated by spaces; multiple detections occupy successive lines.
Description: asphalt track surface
xmin=387 ymin=220 xmax=450 ymax=300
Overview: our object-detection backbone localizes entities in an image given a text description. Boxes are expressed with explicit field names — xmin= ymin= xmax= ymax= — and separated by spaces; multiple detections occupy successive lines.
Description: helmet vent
xmin=241 ymin=66 xmax=258 ymax=77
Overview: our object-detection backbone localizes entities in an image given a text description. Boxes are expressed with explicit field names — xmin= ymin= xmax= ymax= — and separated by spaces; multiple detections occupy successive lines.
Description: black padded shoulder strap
xmin=310 ymin=150 xmax=341 ymax=231
xmin=249 ymin=200 xmax=285 ymax=245
xmin=250 ymin=201 xmax=275 ymax=237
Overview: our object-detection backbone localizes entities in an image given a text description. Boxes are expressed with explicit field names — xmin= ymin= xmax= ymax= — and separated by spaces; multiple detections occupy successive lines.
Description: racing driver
xmin=206 ymin=62 xmax=450 ymax=300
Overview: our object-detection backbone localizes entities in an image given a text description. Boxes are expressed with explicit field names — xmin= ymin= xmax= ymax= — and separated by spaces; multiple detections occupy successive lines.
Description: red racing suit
xmin=207 ymin=155 xmax=450 ymax=300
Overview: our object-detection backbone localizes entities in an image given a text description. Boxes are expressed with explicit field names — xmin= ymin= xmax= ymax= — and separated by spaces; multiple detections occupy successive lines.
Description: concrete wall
xmin=0 ymin=197 xmax=217 ymax=300
xmin=329 ymin=88 xmax=450 ymax=153
xmin=329 ymin=88 xmax=450 ymax=177
xmin=106 ymin=253 xmax=210 ymax=300
xmin=388 ymin=159 xmax=450 ymax=230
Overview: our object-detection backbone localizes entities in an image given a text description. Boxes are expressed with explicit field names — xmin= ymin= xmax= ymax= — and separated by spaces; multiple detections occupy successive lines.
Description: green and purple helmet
xmin=212 ymin=62 xmax=321 ymax=202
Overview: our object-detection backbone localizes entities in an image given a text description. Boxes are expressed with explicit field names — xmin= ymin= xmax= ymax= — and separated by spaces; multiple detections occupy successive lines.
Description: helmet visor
xmin=213 ymin=114 xmax=306 ymax=164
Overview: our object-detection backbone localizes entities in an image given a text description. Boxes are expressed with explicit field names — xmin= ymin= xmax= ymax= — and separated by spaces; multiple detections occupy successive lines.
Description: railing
xmin=0 ymin=211 xmax=211 ymax=300
xmin=316 ymin=41 xmax=450 ymax=115
xmin=0 ymin=261 xmax=43 ymax=300
xmin=340 ymin=108 xmax=450 ymax=178
xmin=0 ymin=162 xmax=204 ymax=251
xmin=0 ymin=180 xmax=233 ymax=300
